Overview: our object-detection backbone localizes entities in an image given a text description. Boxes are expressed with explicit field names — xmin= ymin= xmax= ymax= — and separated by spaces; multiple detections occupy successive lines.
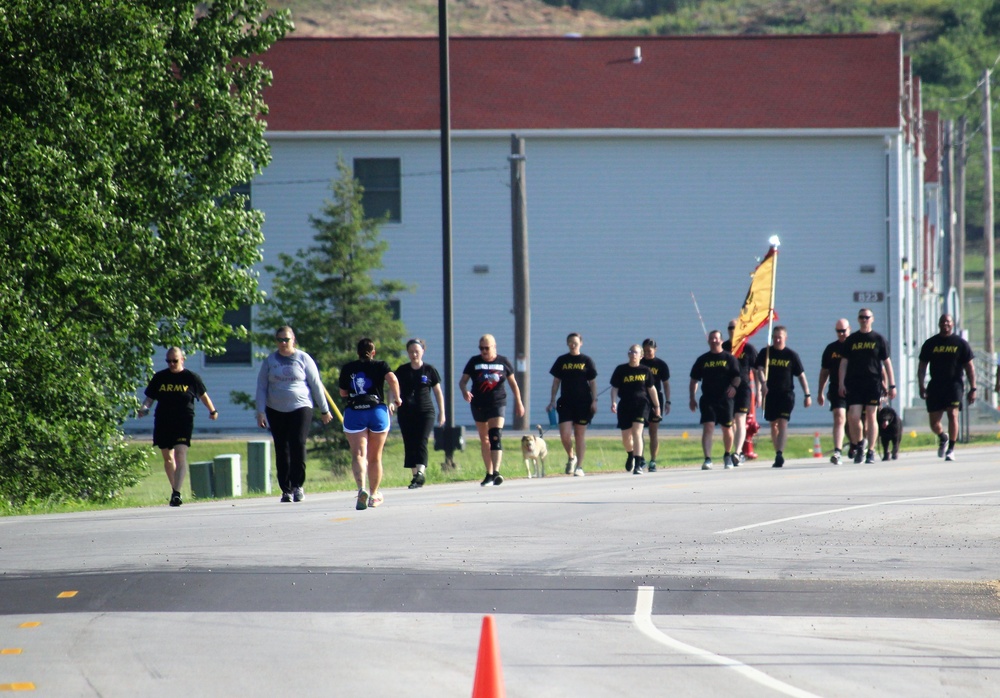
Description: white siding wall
xmin=134 ymin=132 xmax=919 ymax=434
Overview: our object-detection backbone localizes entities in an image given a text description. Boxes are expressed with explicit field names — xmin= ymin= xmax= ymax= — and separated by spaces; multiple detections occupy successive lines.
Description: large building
xmin=139 ymin=34 xmax=946 ymax=431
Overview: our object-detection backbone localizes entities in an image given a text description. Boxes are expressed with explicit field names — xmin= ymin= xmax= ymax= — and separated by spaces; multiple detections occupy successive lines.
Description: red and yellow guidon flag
xmin=730 ymin=246 xmax=778 ymax=358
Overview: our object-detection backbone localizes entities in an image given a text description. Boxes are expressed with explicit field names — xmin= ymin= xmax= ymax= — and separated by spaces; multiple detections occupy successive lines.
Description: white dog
xmin=520 ymin=425 xmax=548 ymax=479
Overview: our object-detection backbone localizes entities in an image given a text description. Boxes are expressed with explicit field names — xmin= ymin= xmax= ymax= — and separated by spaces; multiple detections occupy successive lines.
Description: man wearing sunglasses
xmin=917 ymin=314 xmax=975 ymax=461
xmin=837 ymin=309 xmax=896 ymax=464
xmin=817 ymin=319 xmax=851 ymax=464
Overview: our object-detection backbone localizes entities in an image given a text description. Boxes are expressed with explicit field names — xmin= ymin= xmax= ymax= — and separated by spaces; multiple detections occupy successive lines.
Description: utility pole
xmin=510 ymin=135 xmax=530 ymax=430
xmin=983 ymin=69 xmax=995 ymax=403
xmin=944 ymin=120 xmax=956 ymax=301
xmin=957 ymin=116 xmax=967 ymax=319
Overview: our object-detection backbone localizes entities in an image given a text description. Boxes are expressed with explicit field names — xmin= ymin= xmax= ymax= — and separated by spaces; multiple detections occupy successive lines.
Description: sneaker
xmin=853 ymin=445 xmax=864 ymax=464
xmin=565 ymin=456 xmax=577 ymax=475
xmin=369 ymin=491 xmax=384 ymax=508
xmin=492 ymin=473 xmax=504 ymax=486
xmin=830 ymin=449 xmax=842 ymax=466
xmin=356 ymin=489 xmax=369 ymax=510
xmin=280 ymin=491 xmax=292 ymax=503
xmin=732 ymin=453 xmax=742 ymax=467
xmin=625 ymin=456 xmax=634 ymax=472
xmin=865 ymin=450 xmax=876 ymax=464
xmin=169 ymin=492 xmax=182 ymax=507
xmin=723 ymin=454 xmax=733 ymax=469
xmin=292 ymin=486 xmax=304 ymax=502
xmin=945 ymin=449 xmax=955 ymax=461
xmin=408 ymin=472 xmax=426 ymax=489
xmin=937 ymin=435 xmax=948 ymax=458
xmin=633 ymin=464 xmax=643 ymax=475
xmin=573 ymin=467 xmax=585 ymax=477
xmin=702 ymin=458 xmax=713 ymax=470
xmin=847 ymin=443 xmax=857 ymax=460
xmin=772 ymin=452 xmax=785 ymax=468
xmin=647 ymin=460 xmax=657 ymax=472
xmin=480 ymin=474 xmax=495 ymax=486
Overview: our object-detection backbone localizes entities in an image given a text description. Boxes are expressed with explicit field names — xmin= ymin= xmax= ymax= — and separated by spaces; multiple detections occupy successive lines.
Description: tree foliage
xmin=0 ymin=0 xmax=292 ymax=505
xmin=240 ymin=159 xmax=409 ymax=473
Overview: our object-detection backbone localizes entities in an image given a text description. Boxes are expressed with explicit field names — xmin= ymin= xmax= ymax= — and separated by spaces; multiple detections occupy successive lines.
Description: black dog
xmin=877 ymin=405 xmax=901 ymax=461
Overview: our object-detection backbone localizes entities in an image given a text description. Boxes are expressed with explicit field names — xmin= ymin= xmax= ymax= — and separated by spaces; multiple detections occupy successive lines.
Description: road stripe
xmin=714 ymin=489 xmax=1000 ymax=534
xmin=633 ymin=586 xmax=823 ymax=698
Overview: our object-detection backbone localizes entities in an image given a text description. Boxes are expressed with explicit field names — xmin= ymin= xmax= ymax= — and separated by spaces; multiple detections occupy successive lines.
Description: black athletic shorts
xmin=616 ymin=400 xmax=649 ymax=430
xmin=699 ymin=395 xmax=733 ymax=427
xmin=471 ymin=402 xmax=505 ymax=423
xmin=845 ymin=379 xmax=881 ymax=407
xmin=153 ymin=413 xmax=194 ymax=450
xmin=826 ymin=391 xmax=847 ymax=410
xmin=763 ymin=392 xmax=795 ymax=423
xmin=732 ymin=383 xmax=752 ymax=413
xmin=925 ymin=382 xmax=963 ymax=413
xmin=557 ymin=397 xmax=593 ymax=426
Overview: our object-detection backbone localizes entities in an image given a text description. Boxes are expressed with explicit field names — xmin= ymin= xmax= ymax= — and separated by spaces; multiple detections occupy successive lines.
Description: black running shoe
xmin=169 ymin=492 xmax=182 ymax=507
xmin=480 ymin=474 xmax=496 ymax=487
xmin=772 ymin=452 xmax=785 ymax=468
xmin=408 ymin=472 xmax=426 ymax=489
xmin=492 ymin=473 xmax=504 ymax=486
xmin=937 ymin=435 xmax=948 ymax=458
xmin=280 ymin=491 xmax=292 ymax=503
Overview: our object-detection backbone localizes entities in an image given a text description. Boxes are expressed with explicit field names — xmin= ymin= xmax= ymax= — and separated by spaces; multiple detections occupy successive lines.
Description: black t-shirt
xmin=843 ymin=331 xmax=889 ymax=384
xmin=722 ymin=339 xmax=757 ymax=385
xmin=755 ymin=346 xmax=805 ymax=395
xmin=640 ymin=357 xmax=670 ymax=397
xmin=462 ymin=354 xmax=515 ymax=408
xmin=689 ymin=351 xmax=740 ymax=399
xmin=145 ymin=368 xmax=207 ymax=420
xmin=610 ymin=363 xmax=653 ymax=407
xmin=919 ymin=333 xmax=974 ymax=386
xmin=820 ymin=340 xmax=849 ymax=395
xmin=549 ymin=352 xmax=597 ymax=403
xmin=339 ymin=359 xmax=393 ymax=409
xmin=395 ymin=362 xmax=441 ymax=413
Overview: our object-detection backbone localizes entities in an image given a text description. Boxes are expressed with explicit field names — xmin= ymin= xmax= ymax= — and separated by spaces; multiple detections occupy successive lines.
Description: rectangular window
xmin=205 ymin=305 xmax=252 ymax=366
xmin=205 ymin=182 xmax=253 ymax=366
xmin=354 ymin=158 xmax=401 ymax=222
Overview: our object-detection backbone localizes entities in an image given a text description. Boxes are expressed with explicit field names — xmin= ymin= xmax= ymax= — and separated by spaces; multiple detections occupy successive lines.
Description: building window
xmin=205 ymin=181 xmax=253 ymax=366
xmin=205 ymin=305 xmax=252 ymax=366
xmin=354 ymin=158 xmax=401 ymax=222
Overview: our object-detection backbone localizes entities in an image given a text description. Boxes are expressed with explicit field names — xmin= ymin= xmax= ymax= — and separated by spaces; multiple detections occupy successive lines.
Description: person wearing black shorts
xmin=917 ymin=314 xmax=975 ymax=461
xmin=817 ymin=319 xmax=851 ymax=464
xmin=723 ymin=321 xmax=759 ymax=466
xmin=640 ymin=338 xmax=671 ymax=472
xmin=546 ymin=332 xmax=597 ymax=477
xmin=610 ymin=344 xmax=660 ymax=475
xmin=689 ymin=330 xmax=741 ymax=470
xmin=754 ymin=326 xmax=811 ymax=468
xmin=460 ymin=334 xmax=525 ymax=486
xmin=396 ymin=338 xmax=446 ymax=489
xmin=138 ymin=347 xmax=218 ymax=507
xmin=838 ymin=309 xmax=896 ymax=464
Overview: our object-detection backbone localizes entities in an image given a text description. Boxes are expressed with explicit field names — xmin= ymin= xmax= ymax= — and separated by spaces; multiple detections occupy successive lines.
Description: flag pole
xmin=762 ymin=236 xmax=781 ymax=402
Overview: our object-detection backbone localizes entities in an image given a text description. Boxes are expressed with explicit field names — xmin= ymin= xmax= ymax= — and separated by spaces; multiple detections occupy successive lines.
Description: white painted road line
xmin=633 ymin=586 xmax=824 ymax=698
xmin=714 ymin=489 xmax=1000 ymax=534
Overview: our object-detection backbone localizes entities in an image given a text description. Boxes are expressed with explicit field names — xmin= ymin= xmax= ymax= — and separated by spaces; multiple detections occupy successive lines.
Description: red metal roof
xmin=261 ymin=34 xmax=903 ymax=132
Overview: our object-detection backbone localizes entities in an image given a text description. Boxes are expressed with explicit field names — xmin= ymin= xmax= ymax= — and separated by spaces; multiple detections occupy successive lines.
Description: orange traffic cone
xmin=812 ymin=432 xmax=823 ymax=458
xmin=472 ymin=615 xmax=506 ymax=698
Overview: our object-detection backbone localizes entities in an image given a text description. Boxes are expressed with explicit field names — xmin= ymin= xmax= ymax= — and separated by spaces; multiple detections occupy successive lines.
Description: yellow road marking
xmin=0 ymin=649 xmax=22 ymax=655
xmin=436 ymin=502 xmax=461 ymax=507
xmin=0 ymin=683 xmax=35 ymax=690
xmin=17 ymin=623 xmax=39 ymax=629
xmin=57 ymin=591 xmax=78 ymax=598
xmin=329 ymin=517 xmax=352 ymax=522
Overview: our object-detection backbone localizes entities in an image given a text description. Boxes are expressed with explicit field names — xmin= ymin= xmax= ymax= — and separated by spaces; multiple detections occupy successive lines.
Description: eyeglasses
xmin=167 ymin=359 xmax=180 ymax=364
xmin=836 ymin=329 xmax=848 ymax=334
xmin=858 ymin=315 xmax=872 ymax=320
xmin=628 ymin=349 xmax=640 ymax=354
xmin=727 ymin=326 xmax=736 ymax=330
xmin=277 ymin=337 xmax=293 ymax=343
xmin=479 ymin=346 xmax=492 ymax=351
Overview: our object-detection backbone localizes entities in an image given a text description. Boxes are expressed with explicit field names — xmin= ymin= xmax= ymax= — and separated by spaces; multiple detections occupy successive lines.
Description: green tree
xmin=242 ymin=159 xmax=409 ymax=473
xmin=0 ymin=0 xmax=291 ymax=506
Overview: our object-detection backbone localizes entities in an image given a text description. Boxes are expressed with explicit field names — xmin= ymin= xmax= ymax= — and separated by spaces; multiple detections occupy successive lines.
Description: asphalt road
xmin=2 ymin=445 xmax=999 ymax=696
